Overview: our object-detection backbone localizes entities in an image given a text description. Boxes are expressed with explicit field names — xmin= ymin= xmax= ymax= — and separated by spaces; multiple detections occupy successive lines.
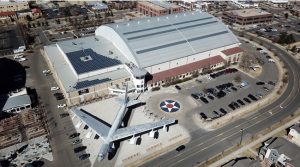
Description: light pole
xmin=239 ymin=128 xmax=244 ymax=145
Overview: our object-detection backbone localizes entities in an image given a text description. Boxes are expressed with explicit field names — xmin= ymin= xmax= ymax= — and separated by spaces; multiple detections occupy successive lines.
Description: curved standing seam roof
xmin=96 ymin=11 xmax=239 ymax=68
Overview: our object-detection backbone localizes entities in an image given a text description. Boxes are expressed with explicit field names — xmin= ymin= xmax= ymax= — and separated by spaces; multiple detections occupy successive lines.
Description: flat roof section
xmin=66 ymin=48 xmax=122 ymax=75
xmin=226 ymin=9 xmax=272 ymax=17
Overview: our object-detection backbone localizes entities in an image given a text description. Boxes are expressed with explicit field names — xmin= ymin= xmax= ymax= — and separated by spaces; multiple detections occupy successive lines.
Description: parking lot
xmin=144 ymin=37 xmax=279 ymax=131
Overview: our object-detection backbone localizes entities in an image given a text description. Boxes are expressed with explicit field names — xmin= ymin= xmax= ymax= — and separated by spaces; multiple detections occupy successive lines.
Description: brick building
xmin=137 ymin=1 xmax=182 ymax=17
xmin=222 ymin=8 xmax=273 ymax=26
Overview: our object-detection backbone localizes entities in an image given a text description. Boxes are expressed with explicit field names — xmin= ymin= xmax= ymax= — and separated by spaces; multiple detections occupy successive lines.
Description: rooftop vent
xmin=72 ymin=42 xmax=77 ymax=45
xmin=80 ymin=55 xmax=92 ymax=62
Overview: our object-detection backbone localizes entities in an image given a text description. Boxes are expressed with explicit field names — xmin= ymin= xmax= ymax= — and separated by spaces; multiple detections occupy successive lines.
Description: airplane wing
xmin=111 ymin=118 xmax=176 ymax=141
xmin=127 ymin=99 xmax=143 ymax=107
xmin=71 ymin=108 xmax=111 ymax=141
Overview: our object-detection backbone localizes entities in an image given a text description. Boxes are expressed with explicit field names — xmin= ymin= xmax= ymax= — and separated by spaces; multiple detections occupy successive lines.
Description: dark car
xmin=60 ymin=113 xmax=69 ymax=118
xmin=243 ymin=97 xmax=251 ymax=103
xmin=256 ymin=82 xmax=265 ymax=85
xmin=248 ymin=94 xmax=258 ymax=101
xmin=54 ymin=93 xmax=64 ymax=100
xmin=256 ymin=47 xmax=263 ymax=50
xmin=262 ymin=86 xmax=270 ymax=92
xmin=74 ymin=146 xmax=87 ymax=153
xmin=266 ymin=55 xmax=271 ymax=59
xmin=69 ymin=133 xmax=80 ymax=139
xmin=237 ymin=99 xmax=245 ymax=106
xmin=200 ymin=97 xmax=209 ymax=104
xmin=213 ymin=111 xmax=221 ymax=117
xmin=79 ymin=154 xmax=90 ymax=160
xmin=231 ymin=86 xmax=238 ymax=91
xmin=228 ymin=104 xmax=235 ymax=110
xmin=219 ymin=108 xmax=227 ymax=115
xmin=268 ymin=81 xmax=276 ymax=86
xmin=191 ymin=93 xmax=199 ymax=99
xmin=175 ymin=85 xmax=181 ymax=90
xmin=200 ymin=113 xmax=208 ymax=120
xmin=216 ymin=91 xmax=226 ymax=98
xmin=207 ymin=95 xmax=214 ymax=100
xmin=232 ymin=102 xmax=240 ymax=108
xmin=176 ymin=145 xmax=185 ymax=152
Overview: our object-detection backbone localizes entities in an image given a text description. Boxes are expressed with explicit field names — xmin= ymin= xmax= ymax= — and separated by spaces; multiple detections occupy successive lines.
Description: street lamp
xmin=239 ymin=128 xmax=244 ymax=145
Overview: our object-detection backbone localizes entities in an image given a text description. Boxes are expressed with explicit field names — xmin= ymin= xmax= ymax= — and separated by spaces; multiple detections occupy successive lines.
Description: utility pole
xmin=239 ymin=128 xmax=244 ymax=145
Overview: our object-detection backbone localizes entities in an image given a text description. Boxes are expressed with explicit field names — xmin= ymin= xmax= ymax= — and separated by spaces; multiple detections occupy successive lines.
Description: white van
xmin=14 ymin=53 xmax=24 ymax=59
xmin=268 ymin=59 xmax=275 ymax=63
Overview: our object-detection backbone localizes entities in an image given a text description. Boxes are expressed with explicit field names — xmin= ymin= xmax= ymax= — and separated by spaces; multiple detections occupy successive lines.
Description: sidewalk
xmin=210 ymin=111 xmax=300 ymax=167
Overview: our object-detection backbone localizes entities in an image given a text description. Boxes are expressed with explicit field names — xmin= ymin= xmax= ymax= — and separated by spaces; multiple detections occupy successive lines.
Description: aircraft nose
xmin=98 ymin=154 xmax=104 ymax=161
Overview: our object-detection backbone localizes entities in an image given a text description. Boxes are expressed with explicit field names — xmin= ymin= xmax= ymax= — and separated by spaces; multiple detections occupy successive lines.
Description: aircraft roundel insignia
xmin=160 ymin=100 xmax=180 ymax=113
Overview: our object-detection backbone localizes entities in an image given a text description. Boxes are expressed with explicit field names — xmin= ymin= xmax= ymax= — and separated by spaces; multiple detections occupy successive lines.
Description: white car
xmin=51 ymin=87 xmax=60 ymax=91
xmin=259 ymin=50 xmax=267 ymax=53
xmin=14 ymin=54 xmax=24 ymax=59
xmin=17 ymin=58 xmax=27 ymax=62
xmin=42 ymin=70 xmax=51 ymax=74
xmin=57 ymin=104 xmax=66 ymax=109
xmin=268 ymin=59 xmax=275 ymax=63
xmin=206 ymin=75 xmax=212 ymax=80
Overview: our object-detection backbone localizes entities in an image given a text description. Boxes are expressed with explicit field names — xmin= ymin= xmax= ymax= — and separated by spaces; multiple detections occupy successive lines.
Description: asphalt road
xmin=141 ymin=31 xmax=300 ymax=167
xmin=25 ymin=46 xmax=91 ymax=167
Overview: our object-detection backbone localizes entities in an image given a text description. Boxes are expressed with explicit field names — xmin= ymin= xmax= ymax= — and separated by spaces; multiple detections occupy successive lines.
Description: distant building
xmin=222 ymin=157 xmax=261 ymax=167
xmin=86 ymin=1 xmax=108 ymax=12
xmin=137 ymin=1 xmax=183 ymax=17
xmin=222 ymin=8 xmax=273 ymax=25
xmin=268 ymin=0 xmax=289 ymax=8
xmin=0 ymin=1 xmax=29 ymax=12
xmin=259 ymin=137 xmax=300 ymax=167
xmin=288 ymin=123 xmax=300 ymax=145
xmin=1 ymin=88 xmax=32 ymax=113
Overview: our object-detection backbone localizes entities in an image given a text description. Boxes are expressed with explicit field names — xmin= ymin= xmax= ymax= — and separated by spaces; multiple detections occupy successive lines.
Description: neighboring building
xmin=137 ymin=1 xmax=183 ymax=17
xmin=288 ymin=123 xmax=300 ymax=145
xmin=0 ymin=1 xmax=29 ymax=12
xmin=17 ymin=9 xmax=43 ymax=21
xmin=86 ymin=1 xmax=108 ymax=12
xmin=230 ymin=0 xmax=259 ymax=8
xmin=1 ymin=88 xmax=32 ymax=113
xmin=222 ymin=8 xmax=273 ymax=25
xmin=0 ymin=26 xmax=26 ymax=55
xmin=268 ymin=0 xmax=289 ymax=8
xmin=259 ymin=137 xmax=300 ymax=167
xmin=222 ymin=157 xmax=261 ymax=167
xmin=43 ymin=11 xmax=242 ymax=106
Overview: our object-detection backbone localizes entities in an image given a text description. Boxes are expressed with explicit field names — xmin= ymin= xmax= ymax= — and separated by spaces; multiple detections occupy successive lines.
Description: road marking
xmin=217 ymin=133 xmax=224 ymax=137
xmin=201 ymin=147 xmax=208 ymax=151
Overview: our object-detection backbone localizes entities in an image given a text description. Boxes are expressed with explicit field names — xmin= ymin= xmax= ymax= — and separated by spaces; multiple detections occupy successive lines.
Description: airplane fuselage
xmin=98 ymin=98 xmax=128 ymax=161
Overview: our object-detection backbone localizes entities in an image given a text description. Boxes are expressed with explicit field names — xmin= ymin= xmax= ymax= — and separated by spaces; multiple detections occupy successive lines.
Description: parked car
xmin=231 ymin=86 xmax=238 ymax=91
xmin=69 ymin=133 xmax=80 ymax=139
xmin=219 ymin=108 xmax=227 ymax=115
xmin=228 ymin=104 xmax=235 ymax=110
xmin=248 ymin=94 xmax=258 ymax=101
xmin=237 ymin=99 xmax=245 ymax=106
xmin=175 ymin=85 xmax=181 ymax=90
xmin=213 ymin=111 xmax=221 ymax=117
xmin=256 ymin=82 xmax=265 ymax=85
xmin=79 ymin=154 xmax=90 ymax=160
xmin=207 ymin=95 xmax=214 ymax=100
xmin=176 ymin=145 xmax=185 ymax=152
xmin=200 ymin=113 xmax=208 ymax=120
xmin=51 ymin=87 xmax=60 ymax=91
xmin=196 ymin=79 xmax=202 ymax=83
xmin=243 ymin=97 xmax=251 ymax=103
xmin=200 ymin=97 xmax=209 ymax=104
xmin=191 ymin=93 xmax=199 ymax=99
xmin=72 ymin=139 xmax=82 ymax=145
xmin=256 ymin=93 xmax=263 ymax=99
xmin=54 ymin=93 xmax=64 ymax=100
xmin=60 ymin=113 xmax=69 ymax=118
xmin=14 ymin=54 xmax=24 ymax=59
xmin=17 ymin=58 xmax=27 ymax=62
xmin=42 ymin=70 xmax=51 ymax=74
xmin=57 ymin=104 xmax=66 ymax=109
xmin=74 ymin=146 xmax=87 ymax=153
xmin=262 ymin=87 xmax=270 ymax=92
xmin=268 ymin=81 xmax=276 ymax=86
